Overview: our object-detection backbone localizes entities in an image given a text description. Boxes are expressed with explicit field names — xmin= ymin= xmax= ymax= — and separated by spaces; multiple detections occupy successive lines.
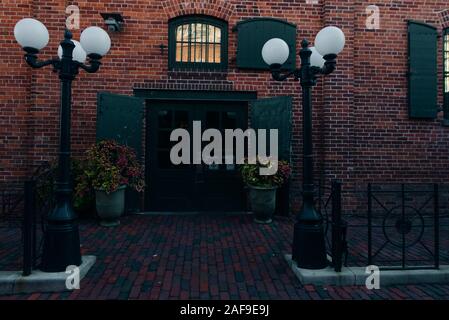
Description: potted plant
xmin=240 ymin=158 xmax=291 ymax=224
xmin=78 ymin=140 xmax=145 ymax=227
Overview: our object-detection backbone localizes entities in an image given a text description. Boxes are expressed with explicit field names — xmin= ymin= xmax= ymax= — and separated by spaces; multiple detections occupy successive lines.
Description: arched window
xmin=169 ymin=16 xmax=228 ymax=70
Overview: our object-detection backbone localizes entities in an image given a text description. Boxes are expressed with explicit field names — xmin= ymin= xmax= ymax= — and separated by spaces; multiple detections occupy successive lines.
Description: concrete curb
xmin=135 ymin=211 xmax=253 ymax=216
xmin=285 ymin=254 xmax=449 ymax=286
xmin=0 ymin=255 xmax=96 ymax=295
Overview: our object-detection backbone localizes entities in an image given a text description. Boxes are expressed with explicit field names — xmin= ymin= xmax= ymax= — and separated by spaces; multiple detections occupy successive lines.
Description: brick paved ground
xmin=1 ymin=214 xmax=449 ymax=300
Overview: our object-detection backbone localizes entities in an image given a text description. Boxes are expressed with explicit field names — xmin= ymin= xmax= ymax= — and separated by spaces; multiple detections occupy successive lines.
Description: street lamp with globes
xmin=14 ymin=18 xmax=111 ymax=272
xmin=262 ymin=26 xmax=346 ymax=270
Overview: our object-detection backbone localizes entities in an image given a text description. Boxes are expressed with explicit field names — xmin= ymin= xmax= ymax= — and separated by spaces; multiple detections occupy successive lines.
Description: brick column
xmin=322 ymin=0 xmax=356 ymax=185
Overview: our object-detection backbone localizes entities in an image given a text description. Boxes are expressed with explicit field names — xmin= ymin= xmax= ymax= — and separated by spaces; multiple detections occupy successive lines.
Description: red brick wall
xmin=1 ymin=0 xmax=449 ymax=199
xmin=0 ymin=0 xmax=33 ymax=180
xmin=351 ymin=1 xmax=449 ymax=187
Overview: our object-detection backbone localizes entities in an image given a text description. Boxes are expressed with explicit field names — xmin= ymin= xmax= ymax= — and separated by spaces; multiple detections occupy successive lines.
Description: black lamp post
xmin=262 ymin=27 xmax=345 ymax=269
xmin=14 ymin=18 xmax=111 ymax=272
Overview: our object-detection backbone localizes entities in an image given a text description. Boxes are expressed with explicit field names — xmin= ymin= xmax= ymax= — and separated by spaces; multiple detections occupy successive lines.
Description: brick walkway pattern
xmin=1 ymin=214 xmax=449 ymax=300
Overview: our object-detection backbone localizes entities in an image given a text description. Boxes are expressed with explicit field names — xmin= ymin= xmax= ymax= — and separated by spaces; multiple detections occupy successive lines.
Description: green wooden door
xmin=96 ymin=92 xmax=144 ymax=213
xmin=97 ymin=92 xmax=145 ymax=157
xmin=251 ymin=96 xmax=293 ymax=216
xmin=251 ymin=96 xmax=292 ymax=161
xmin=234 ymin=18 xmax=297 ymax=70
xmin=444 ymin=28 xmax=449 ymax=116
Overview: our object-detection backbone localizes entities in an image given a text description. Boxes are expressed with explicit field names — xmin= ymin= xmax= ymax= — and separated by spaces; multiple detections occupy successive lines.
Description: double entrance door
xmin=146 ymin=100 xmax=248 ymax=212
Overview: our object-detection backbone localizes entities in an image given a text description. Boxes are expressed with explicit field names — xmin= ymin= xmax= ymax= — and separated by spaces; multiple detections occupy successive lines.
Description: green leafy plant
xmin=72 ymin=159 xmax=95 ymax=212
xmin=35 ymin=159 xmax=94 ymax=215
xmin=240 ymin=158 xmax=291 ymax=188
xmin=77 ymin=140 xmax=145 ymax=195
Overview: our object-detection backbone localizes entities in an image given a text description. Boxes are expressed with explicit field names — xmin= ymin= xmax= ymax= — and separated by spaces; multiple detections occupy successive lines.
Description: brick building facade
xmin=1 ymin=1 xmax=449 ymax=211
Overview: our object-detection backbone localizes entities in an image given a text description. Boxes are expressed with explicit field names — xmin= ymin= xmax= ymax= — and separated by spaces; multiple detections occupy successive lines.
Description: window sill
xmin=168 ymin=69 xmax=228 ymax=80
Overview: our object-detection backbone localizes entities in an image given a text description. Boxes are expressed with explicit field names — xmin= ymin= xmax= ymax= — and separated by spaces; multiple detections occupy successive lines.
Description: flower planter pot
xmin=248 ymin=185 xmax=277 ymax=224
xmin=95 ymin=185 xmax=126 ymax=227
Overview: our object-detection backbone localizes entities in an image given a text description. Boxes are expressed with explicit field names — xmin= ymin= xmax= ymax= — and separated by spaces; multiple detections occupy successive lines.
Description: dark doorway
xmin=145 ymin=100 xmax=248 ymax=212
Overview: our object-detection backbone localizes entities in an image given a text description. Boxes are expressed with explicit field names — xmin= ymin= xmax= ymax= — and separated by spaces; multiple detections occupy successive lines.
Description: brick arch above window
xmin=439 ymin=9 xmax=449 ymax=29
xmin=161 ymin=0 xmax=235 ymax=21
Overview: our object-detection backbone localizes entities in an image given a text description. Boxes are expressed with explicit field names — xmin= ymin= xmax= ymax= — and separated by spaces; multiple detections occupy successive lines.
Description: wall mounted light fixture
xmin=101 ymin=13 xmax=124 ymax=32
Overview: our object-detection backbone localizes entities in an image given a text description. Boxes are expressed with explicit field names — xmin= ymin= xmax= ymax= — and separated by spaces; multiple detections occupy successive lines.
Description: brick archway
xmin=161 ymin=0 xmax=235 ymax=21
xmin=439 ymin=9 xmax=449 ymax=28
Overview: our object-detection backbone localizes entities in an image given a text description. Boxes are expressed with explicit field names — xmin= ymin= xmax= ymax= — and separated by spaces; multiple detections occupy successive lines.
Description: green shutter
xmin=251 ymin=96 xmax=292 ymax=161
xmin=97 ymin=92 xmax=144 ymax=157
xmin=234 ymin=18 xmax=296 ymax=70
xmin=444 ymin=29 xmax=449 ymax=114
xmin=251 ymin=96 xmax=293 ymax=216
xmin=97 ymin=92 xmax=144 ymax=213
xmin=408 ymin=21 xmax=438 ymax=119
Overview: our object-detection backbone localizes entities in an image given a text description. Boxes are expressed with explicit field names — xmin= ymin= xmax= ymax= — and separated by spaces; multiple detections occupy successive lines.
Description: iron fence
xmin=317 ymin=180 xmax=347 ymax=272
xmin=0 ymin=182 xmax=25 ymax=226
xmin=0 ymin=163 xmax=52 ymax=275
xmin=367 ymin=183 xmax=441 ymax=270
xmin=317 ymin=181 xmax=449 ymax=271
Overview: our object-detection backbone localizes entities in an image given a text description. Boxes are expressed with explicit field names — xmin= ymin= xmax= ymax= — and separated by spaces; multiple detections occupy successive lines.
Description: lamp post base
xmin=292 ymin=220 xmax=328 ymax=270
xmin=40 ymin=205 xmax=82 ymax=272
xmin=41 ymin=224 xmax=81 ymax=272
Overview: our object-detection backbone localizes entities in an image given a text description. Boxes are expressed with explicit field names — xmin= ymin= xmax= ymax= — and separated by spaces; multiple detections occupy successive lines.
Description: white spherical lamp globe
xmin=314 ymin=26 xmax=345 ymax=56
xmin=14 ymin=18 xmax=49 ymax=51
xmin=310 ymin=47 xmax=325 ymax=68
xmin=58 ymin=40 xmax=87 ymax=63
xmin=80 ymin=26 xmax=111 ymax=57
xmin=262 ymin=38 xmax=290 ymax=66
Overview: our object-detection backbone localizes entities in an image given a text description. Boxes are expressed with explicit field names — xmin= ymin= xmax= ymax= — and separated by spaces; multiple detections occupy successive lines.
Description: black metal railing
xmin=22 ymin=180 xmax=36 ymax=276
xmin=0 ymin=163 xmax=52 ymax=275
xmin=317 ymin=180 xmax=448 ymax=271
xmin=318 ymin=180 xmax=347 ymax=272
xmin=367 ymin=183 xmax=441 ymax=270
xmin=0 ymin=182 xmax=25 ymax=226
xmin=24 ymin=164 xmax=54 ymax=275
